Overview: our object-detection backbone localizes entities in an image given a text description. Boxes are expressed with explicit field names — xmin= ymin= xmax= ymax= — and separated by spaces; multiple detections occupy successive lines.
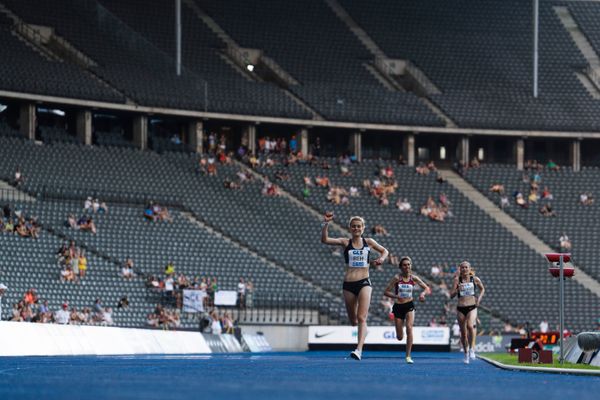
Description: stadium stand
xmin=0 ymin=18 xmax=123 ymax=103
xmin=340 ymin=0 xmax=600 ymax=131
xmin=197 ymin=0 xmax=444 ymax=125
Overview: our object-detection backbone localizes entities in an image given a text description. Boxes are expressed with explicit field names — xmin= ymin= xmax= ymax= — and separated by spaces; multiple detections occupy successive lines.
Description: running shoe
xmin=463 ymin=353 xmax=470 ymax=364
xmin=406 ymin=357 xmax=414 ymax=364
xmin=350 ymin=349 xmax=362 ymax=360
xmin=469 ymin=348 xmax=476 ymax=360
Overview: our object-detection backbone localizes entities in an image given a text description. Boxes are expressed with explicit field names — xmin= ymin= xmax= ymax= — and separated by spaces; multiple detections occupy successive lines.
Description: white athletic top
xmin=396 ymin=277 xmax=415 ymax=299
xmin=458 ymin=280 xmax=475 ymax=297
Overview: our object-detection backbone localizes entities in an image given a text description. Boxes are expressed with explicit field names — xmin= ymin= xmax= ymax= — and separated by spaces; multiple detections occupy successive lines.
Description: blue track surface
xmin=0 ymin=352 xmax=599 ymax=400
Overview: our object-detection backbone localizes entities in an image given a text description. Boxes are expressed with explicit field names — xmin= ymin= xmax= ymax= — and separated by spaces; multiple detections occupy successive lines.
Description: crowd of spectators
xmin=56 ymin=241 xmax=88 ymax=282
xmin=1 ymin=203 xmax=41 ymax=239
xmin=9 ymin=290 xmax=114 ymax=326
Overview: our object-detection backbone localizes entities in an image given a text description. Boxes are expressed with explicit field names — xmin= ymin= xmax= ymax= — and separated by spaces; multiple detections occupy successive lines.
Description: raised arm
xmin=412 ymin=275 xmax=431 ymax=302
xmin=365 ymin=238 xmax=389 ymax=265
xmin=383 ymin=275 xmax=400 ymax=300
xmin=320 ymin=214 xmax=347 ymax=246
xmin=474 ymin=276 xmax=485 ymax=306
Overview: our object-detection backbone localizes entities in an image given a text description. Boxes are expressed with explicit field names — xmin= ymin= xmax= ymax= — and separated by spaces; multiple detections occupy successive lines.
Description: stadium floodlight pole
xmin=533 ymin=0 xmax=539 ymax=98
xmin=176 ymin=0 xmax=182 ymax=76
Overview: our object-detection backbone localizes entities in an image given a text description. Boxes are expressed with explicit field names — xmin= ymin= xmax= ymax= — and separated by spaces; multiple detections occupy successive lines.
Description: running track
xmin=0 ymin=352 xmax=598 ymax=399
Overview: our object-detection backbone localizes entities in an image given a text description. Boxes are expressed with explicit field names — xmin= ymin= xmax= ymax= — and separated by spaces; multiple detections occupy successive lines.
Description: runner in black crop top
xmin=321 ymin=213 xmax=388 ymax=361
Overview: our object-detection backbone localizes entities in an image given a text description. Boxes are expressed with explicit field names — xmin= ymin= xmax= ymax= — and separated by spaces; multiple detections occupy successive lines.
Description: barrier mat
xmin=0 ymin=352 xmax=597 ymax=400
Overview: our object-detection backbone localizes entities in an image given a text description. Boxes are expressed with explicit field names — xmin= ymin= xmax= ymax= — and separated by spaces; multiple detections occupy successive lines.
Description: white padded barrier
xmin=0 ymin=321 xmax=211 ymax=356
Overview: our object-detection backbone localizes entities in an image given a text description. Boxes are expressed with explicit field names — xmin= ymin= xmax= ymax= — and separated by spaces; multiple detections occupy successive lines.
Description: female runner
xmin=321 ymin=213 xmax=388 ymax=360
xmin=450 ymin=261 xmax=485 ymax=364
xmin=383 ymin=256 xmax=430 ymax=363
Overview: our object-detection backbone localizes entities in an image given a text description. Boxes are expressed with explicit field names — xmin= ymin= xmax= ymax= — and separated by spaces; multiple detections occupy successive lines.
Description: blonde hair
xmin=348 ymin=216 xmax=365 ymax=227
xmin=459 ymin=260 xmax=475 ymax=276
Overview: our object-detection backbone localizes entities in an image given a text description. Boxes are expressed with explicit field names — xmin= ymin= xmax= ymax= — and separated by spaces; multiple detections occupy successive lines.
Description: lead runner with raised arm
xmin=321 ymin=213 xmax=389 ymax=360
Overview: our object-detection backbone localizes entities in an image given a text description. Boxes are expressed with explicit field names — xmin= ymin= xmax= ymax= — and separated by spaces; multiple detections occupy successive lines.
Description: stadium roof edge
xmin=1 ymin=89 xmax=599 ymax=139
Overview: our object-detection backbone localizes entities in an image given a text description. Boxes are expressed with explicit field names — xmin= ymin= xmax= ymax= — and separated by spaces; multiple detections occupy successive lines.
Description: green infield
xmin=483 ymin=353 xmax=600 ymax=370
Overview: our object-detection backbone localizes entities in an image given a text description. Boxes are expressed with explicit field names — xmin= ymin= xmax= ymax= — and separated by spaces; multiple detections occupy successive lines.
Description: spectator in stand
xmin=84 ymin=197 xmax=93 ymax=213
xmin=301 ymin=185 xmax=311 ymax=199
xmin=14 ymin=167 xmax=24 ymax=186
xmin=93 ymin=298 xmax=103 ymax=314
xmin=102 ymin=308 xmax=114 ymax=326
xmin=61 ymin=265 xmax=76 ymax=283
xmin=371 ymin=224 xmax=389 ymax=236
xmin=489 ymin=184 xmax=505 ymax=194
xmin=470 ymin=157 xmax=480 ymax=168
xmin=144 ymin=203 xmax=156 ymax=222
xmin=98 ymin=201 xmax=108 ymax=214
xmin=246 ymin=280 xmax=254 ymax=308
xmin=580 ymin=192 xmax=594 ymax=206
xmin=431 ymin=264 xmax=441 ymax=279
xmin=79 ymin=216 xmax=97 ymax=234
xmin=237 ymin=277 xmax=246 ymax=308
xmin=147 ymin=313 xmax=159 ymax=328
xmin=66 ymin=214 xmax=78 ymax=229
xmin=117 ymin=296 xmax=129 ymax=309
xmin=69 ymin=307 xmax=81 ymax=325
xmin=539 ymin=319 xmax=549 ymax=333
xmin=222 ymin=312 xmax=235 ymax=334
xmin=500 ymin=195 xmax=509 ymax=209
xmin=55 ymin=303 xmax=70 ymax=324
xmin=539 ymin=203 xmax=556 ymax=217
xmin=396 ymin=198 xmax=412 ymax=212
xmin=4 ymin=218 xmax=14 ymax=233
xmin=546 ymin=159 xmax=560 ymax=172
xmin=164 ymin=261 xmax=175 ymax=276
xmin=559 ymin=233 xmax=572 ymax=252
xmin=164 ymin=276 xmax=174 ymax=298
xmin=541 ymin=186 xmax=553 ymax=200
xmin=23 ymin=288 xmax=38 ymax=306
xmin=78 ymin=250 xmax=88 ymax=278
xmin=514 ymin=191 xmax=527 ymax=208
xmin=0 ymin=283 xmax=6 ymax=320
xmin=122 ymin=258 xmax=135 ymax=279
xmin=38 ymin=299 xmax=49 ymax=321
xmin=210 ymin=310 xmax=222 ymax=334
xmin=289 ymin=135 xmax=298 ymax=154
xmin=2 ymin=203 xmax=10 ymax=219
xmin=15 ymin=219 xmax=29 ymax=238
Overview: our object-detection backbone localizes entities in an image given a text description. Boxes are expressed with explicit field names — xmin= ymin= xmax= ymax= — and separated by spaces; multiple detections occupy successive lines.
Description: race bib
xmin=459 ymin=282 xmax=475 ymax=297
xmin=397 ymin=283 xmax=413 ymax=298
xmin=348 ymin=248 xmax=369 ymax=268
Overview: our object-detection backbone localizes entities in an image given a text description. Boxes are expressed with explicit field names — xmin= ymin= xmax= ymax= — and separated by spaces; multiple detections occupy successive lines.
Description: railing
xmin=147 ymin=290 xmax=333 ymax=326
xmin=39 ymin=185 xmax=181 ymax=208
xmin=0 ymin=187 xmax=35 ymax=203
